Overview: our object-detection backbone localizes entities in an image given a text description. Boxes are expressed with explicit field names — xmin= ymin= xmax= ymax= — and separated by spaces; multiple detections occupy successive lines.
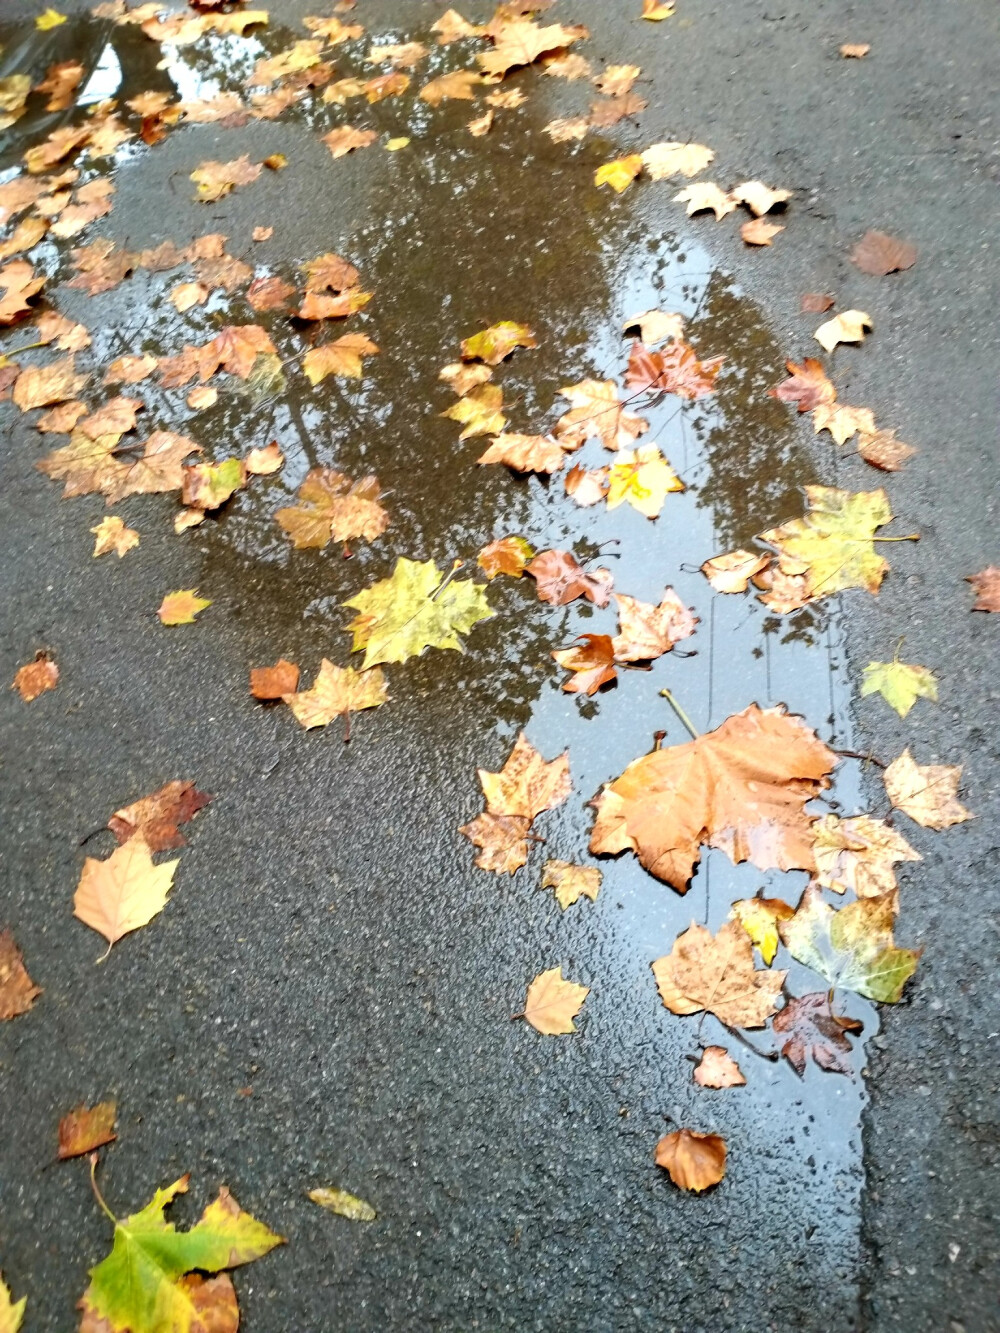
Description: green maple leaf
xmin=343 ymin=557 xmax=493 ymax=668
xmin=81 ymin=1172 xmax=283 ymax=1333
xmin=759 ymin=485 xmax=910 ymax=602
xmin=861 ymin=656 xmax=938 ymax=718
xmin=779 ymin=885 xmax=920 ymax=1003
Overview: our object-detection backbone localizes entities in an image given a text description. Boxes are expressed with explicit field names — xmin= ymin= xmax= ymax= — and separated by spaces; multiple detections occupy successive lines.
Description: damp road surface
xmin=0 ymin=2 xmax=997 ymax=1330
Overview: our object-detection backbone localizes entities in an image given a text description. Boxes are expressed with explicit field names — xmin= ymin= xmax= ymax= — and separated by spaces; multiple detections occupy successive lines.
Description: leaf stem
xmin=89 ymin=1153 xmax=117 ymax=1224
xmin=659 ymin=688 xmax=699 ymax=739
xmin=872 ymin=533 xmax=920 ymax=542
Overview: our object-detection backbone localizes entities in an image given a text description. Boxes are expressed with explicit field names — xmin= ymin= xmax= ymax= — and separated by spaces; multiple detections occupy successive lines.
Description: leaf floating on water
xmin=595 ymin=154 xmax=643 ymax=193
xmin=540 ymin=860 xmax=601 ymax=910
xmin=555 ymin=377 xmax=648 ymax=451
xmin=883 ymin=749 xmax=972 ymax=830
xmin=625 ymin=339 xmax=724 ymax=399
xmin=653 ymin=920 xmax=786 ymax=1027
xmin=551 ymin=634 xmax=617 ymax=695
xmin=57 ymin=1101 xmax=117 ymax=1159
xmin=276 ymin=469 xmax=388 ymax=550
xmin=459 ymin=812 xmax=533 ymax=874
xmin=520 ymin=966 xmax=589 ymax=1034
xmin=461 ymin=320 xmax=537 ymax=366
xmin=729 ymin=895 xmax=794 ymax=966
xmin=611 ymin=589 xmax=697 ymax=661
xmin=768 ymin=357 xmax=836 ymax=412
xmin=606 ymin=444 xmax=683 ymax=518
xmin=525 ymin=549 xmax=613 ymax=607
xmin=309 ymin=1187 xmax=376 ymax=1222
xmin=811 ymin=814 xmax=921 ymax=897
xmin=655 ymin=1130 xmax=725 ymax=1192
xmin=693 ymin=1047 xmax=746 ymax=1088
xmin=419 ymin=70 xmax=483 ymax=104
xmin=772 ymin=992 xmax=863 ymax=1075
xmin=477 ymin=535 xmax=533 ymax=579
xmin=701 ymin=549 xmax=770 ymax=593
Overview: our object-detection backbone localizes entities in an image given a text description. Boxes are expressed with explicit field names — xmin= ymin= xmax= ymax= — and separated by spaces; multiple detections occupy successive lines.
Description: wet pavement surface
xmin=0 ymin=1 xmax=997 ymax=1330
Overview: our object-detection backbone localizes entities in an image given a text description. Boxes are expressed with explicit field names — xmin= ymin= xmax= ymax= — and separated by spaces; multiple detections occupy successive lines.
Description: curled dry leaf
xmin=883 ymin=748 xmax=972 ymax=830
xmin=91 ymin=516 xmax=138 ymax=558
xmin=640 ymin=141 xmax=713 ymax=179
xmin=541 ymin=860 xmax=601 ymax=910
xmin=158 ymin=589 xmax=211 ymax=625
xmin=170 ymin=281 xmax=208 ymax=312
xmin=840 ymin=42 xmax=870 ymax=57
xmin=701 ymin=549 xmax=770 ymax=593
xmin=309 ymin=1187 xmax=376 ymax=1221
xmin=780 ymin=885 xmax=920 ymax=1003
xmin=641 ymin=0 xmax=675 ymax=19
xmin=591 ymin=704 xmax=837 ymax=891
xmin=857 ymin=428 xmax=916 ymax=471
xmin=812 ymin=404 xmax=876 ymax=445
xmin=693 ymin=1047 xmax=746 ymax=1088
xmin=552 ymin=634 xmax=618 ymax=695
xmin=525 ymin=549 xmax=613 ymax=607
xmin=729 ymin=895 xmax=794 ymax=966
xmin=623 ymin=308 xmax=684 ymax=345
xmin=861 ymin=657 xmax=938 ymax=717
xmin=731 ymin=181 xmax=792 ymax=216
xmin=741 ymin=218 xmax=784 ymax=246
xmin=655 ymin=1130 xmax=726 ymax=1192
xmin=276 ymin=469 xmax=388 ymax=549
xmin=814 ymin=308 xmax=872 ymax=352
xmin=250 ymin=659 xmax=300 ymax=700
xmin=37 ymin=400 xmax=87 ymax=432
xmin=773 ymin=992 xmax=863 ymax=1075
xmin=768 ymin=358 xmax=836 ymax=412
xmin=58 ymin=1101 xmax=117 ymax=1159
xmin=282 ymin=660 xmax=388 ymax=729
xmin=812 ymin=813 xmax=921 ymax=897
xmin=0 ymin=260 xmax=45 ymax=323
xmin=850 ymin=230 xmax=917 ymax=275
xmin=13 ymin=650 xmax=59 ymax=701
xmin=109 ymin=780 xmax=210 ymax=852
xmin=246 ymin=441 xmax=284 ymax=475
xmin=653 ymin=920 xmax=786 ymax=1026
xmin=520 ymin=966 xmax=589 ymax=1034
xmin=0 ymin=929 xmax=42 ymax=1020
xmin=477 ymin=535 xmax=533 ymax=579
xmin=595 ymin=154 xmax=643 ymax=193
xmin=74 ymin=836 xmax=178 ymax=953
xmin=461 ymin=320 xmax=537 ymax=366
xmin=966 ymin=566 xmax=1000 ymax=612
xmin=674 ymin=183 xmax=735 ymax=219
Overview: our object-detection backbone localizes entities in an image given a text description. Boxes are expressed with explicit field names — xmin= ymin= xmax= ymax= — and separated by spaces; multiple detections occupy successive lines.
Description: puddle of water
xmin=0 ymin=5 xmax=873 ymax=1312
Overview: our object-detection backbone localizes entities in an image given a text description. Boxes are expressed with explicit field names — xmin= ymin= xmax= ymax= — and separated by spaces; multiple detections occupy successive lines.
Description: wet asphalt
xmin=0 ymin=1 xmax=997 ymax=1330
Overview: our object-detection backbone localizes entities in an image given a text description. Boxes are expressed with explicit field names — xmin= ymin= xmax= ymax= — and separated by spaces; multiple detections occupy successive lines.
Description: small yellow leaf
xmin=641 ymin=0 xmax=675 ymax=19
xmin=0 ymin=1271 xmax=26 ymax=1331
xmin=521 ymin=966 xmax=589 ymax=1034
xmin=861 ymin=657 xmax=938 ymax=718
xmin=606 ymin=444 xmax=683 ymax=518
xmin=674 ymin=182 xmax=736 ymax=219
xmin=158 ymin=589 xmax=211 ymax=625
xmin=308 ymin=1187 xmax=376 ymax=1222
xmin=385 ymin=136 xmax=411 ymax=151
xmin=91 ymin=516 xmax=139 ymax=558
xmin=37 ymin=8 xmax=67 ymax=29
xmin=729 ymin=896 xmax=794 ymax=966
xmin=540 ymin=860 xmax=601 ymax=910
xmin=595 ymin=154 xmax=643 ymax=193
xmin=814 ymin=309 xmax=872 ymax=352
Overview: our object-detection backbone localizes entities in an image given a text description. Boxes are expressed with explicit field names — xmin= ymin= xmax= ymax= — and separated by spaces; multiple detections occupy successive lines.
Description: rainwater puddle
xmin=3 ymin=3 xmax=871 ymax=1289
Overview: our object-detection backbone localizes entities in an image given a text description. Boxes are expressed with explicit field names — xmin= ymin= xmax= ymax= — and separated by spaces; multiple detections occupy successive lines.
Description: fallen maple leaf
xmin=459 ymin=811 xmax=533 ymax=874
xmin=519 ymin=966 xmax=589 ymax=1034
xmin=611 ymin=589 xmax=697 ymax=661
xmin=0 ymin=929 xmax=41 ymax=1020
xmin=772 ymin=992 xmax=863 ymax=1075
xmin=419 ymin=70 xmax=483 ymax=104
xmin=556 ymin=377 xmax=648 ymax=451
xmin=729 ymin=895 xmax=794 ymax=966
xmin=479 ymin=19 xmax=586 ymax=79
xmin=701 ymin=549 xmax=770 ymax=593
xmin=655 ymin=1130 xmax=725 ymax=1191
xmin=525 ymin=549 xmax=613 ymax=607
xmin=478 ymin=732 xmax=571 ymax=821
xmin=252 ymin=225 xmax=273 ymax=242
xmin=732 ymin=180 xmax=792 ymax=216
xmin=544 ymin=115 xmax=590 ymax=142
xmin=246 ymin=276 xmax=295 ymax=312
xmin=653 ymin=920 xmax=786 ymax=1025
xmin=78 ymin=398 xmax=142 ymax=441
xmin=190 ymin=156 xmax=261 ymax=201
xmin=13 ymin=650 xmax=58 ymax=702
xmin=564 ymin=463 xmax=610 ymax=506
xmin=365 ymin=72 xmax=411 ymax=103
xmin=431 ymin=9 xmax=486 ymax=43
xmin=344 ymin=557 xmax=493 ymax=667
xmin=544 ymin=52 xmax=592 ymax=80
xmin=759 ymin=485 xmax=905 ymax=605
xmin=540 ymin=860 xmax=601 ymax=909
xmin=91 ymin=516 xmax=138 ymax=558
xmin=250 ymin=659 xmax=300 ymax=700
xmin=309 ymin=1187 xmax=376 ymax=1221
xmin=104 ymin=431 xmax=204 ymax=506
xmin=753 ymin=564 xmax=812 ymax=615
xmin=588 ymin=92 xmax=648 ymax=127
xmin=966 ymin=566 xmax=1000 ymax=611
xmin=245 ymin=441 xmax=284 ymax=475
xmin=36 ymin=59 xmax=85 ymax=111
xmin=693 ymin=1046 xmax=745 ymax=1088
xmin=593 ymin=63 xmax=641 ymax=96
xmin=80 ymin=1172 xmax=283 ymax=1331
xmin=741 ymin=218 xmax=784 ymax=246
xmin=591 ymin=704 xmax=837 ymax=891
xmin=440 ymin=361 xmax=493 ymax=396
xmin=801 ymin=292 xmax=835 ymax=313
xmin=296 ymin=288 xmax=372 ymax=320
xmin=441 ymin=383 xmax=507 ymax=439
xmin=814 ymin=308 xmax=872 ymax=352
xmin=623 ymin=308 xmax=684 ymax=345
xmin=170 ymin=280 xmax=207 ymax=312
xmin=0 ymin=259 xmax=45 ymax=323
xmin=768 ymin=359 xmax=837 ymax=413
xmin=468 ymin=108 xmax=494 ymax=136
xmin=780 ymin=885 xmax=920 ymax=1002
xmin=367 ymin=40 xmax=428 ymax=68
xmin=606 ymin=444 xmax=683 ymax=518
xmin=0 ymin=1270 xmax=25 ymax=1329
xmin=850 ymin=230 xmax=917 ymax=275
xmin=640 ymin=141 xmax=714 ymax=180
xmin=478 ymin=431 xmax=575 ymax=474
xmin=276 ymin=469 xmax=388 ymax=549
xmin=283 ymin=659 xmax=388 ymax=729
xmin=595 ymin=154 xmax=643 ymax=193
xmin=322 ymin=125 xmax=379 ymax=157
xmin=37 ymin=400 xmax=87 ymax=432
xmin=840 ymin=42 xmax=870 ymax=57
xmin=303 ymin=15 xmax=363 ymax=42
xmin=461 ymin=320 xmax=536 ymax=366
xmin=642 ymin=0 xmax=675 ymax=17
xmin=109 ymin=780 xmax=211 ymax=851
xmin=158 ymin=589 xmax=211 ymax=625
xmin=812 ymin=403 xmax=876 ymax=445
xmin=105 ymin=353 xmax=156 ymax=386
xmin=625 ymin=340 xmax=724 ymax=399
xmin=74 ymin=836 xmax=178 ymax=955
xmin=674 ymin=183 xmax=736 ymax=219
xmin=861 ymin=655 xmax=938 ymax=717
xmin=303 ymin=251 xmax=360 ymax=293
xmin=857 ymin=428 xmax=916 ymax=471
xmin=552 ymin=633 xmax=618 ymax=694
xmin=303 ymin=333 xmax=379 ymax=383
xmin=477 ymin=535 xmax=533 ymax=578
xmin=812 ymin=813 xmax=920 ymax=897
xmin=12 ymin=354 xmax=89 ymax=411
xmin=58 ymin=1101 xmax=117 ymax=1159
xmin=883 ymin=748 xmax=972 ymax=830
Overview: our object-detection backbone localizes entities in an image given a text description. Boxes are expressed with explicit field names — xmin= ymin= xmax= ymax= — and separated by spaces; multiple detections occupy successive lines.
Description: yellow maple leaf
xmin=283 ymin=660 xmax=387 ymax=729
xmin=595 ymin=154 xmax=643 ymax=193
xmin=158 ymin=589 xmax=211 ymax=625
xmin=91 ymin=516 xmax=139 ymax=558
xmin=640 ymin=141 xmax=713 ymax=179
xmin=520 ymin=966 xmax=589 ymax=1034
xmin=440 ymin=383 xmax=506 ymax=439
xmin=37 ymin=7 xmax=67 ymax=29
xmin=303 ymin=334 xmax=379 ymax=384
xmin=883 ymin=749 xmax=972 ymax=830
xmin=606 ymin=444 xmax=683 ymax=518
xmin=540 ymin=860 xmax=601 ymax=910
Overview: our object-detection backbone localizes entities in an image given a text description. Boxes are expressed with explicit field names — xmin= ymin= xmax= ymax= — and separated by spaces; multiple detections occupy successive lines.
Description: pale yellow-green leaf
xmin=309 ymin=1188 xmax=376 ymax=1222
xmin=861 ymin=658 xmax=938 ymax=718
